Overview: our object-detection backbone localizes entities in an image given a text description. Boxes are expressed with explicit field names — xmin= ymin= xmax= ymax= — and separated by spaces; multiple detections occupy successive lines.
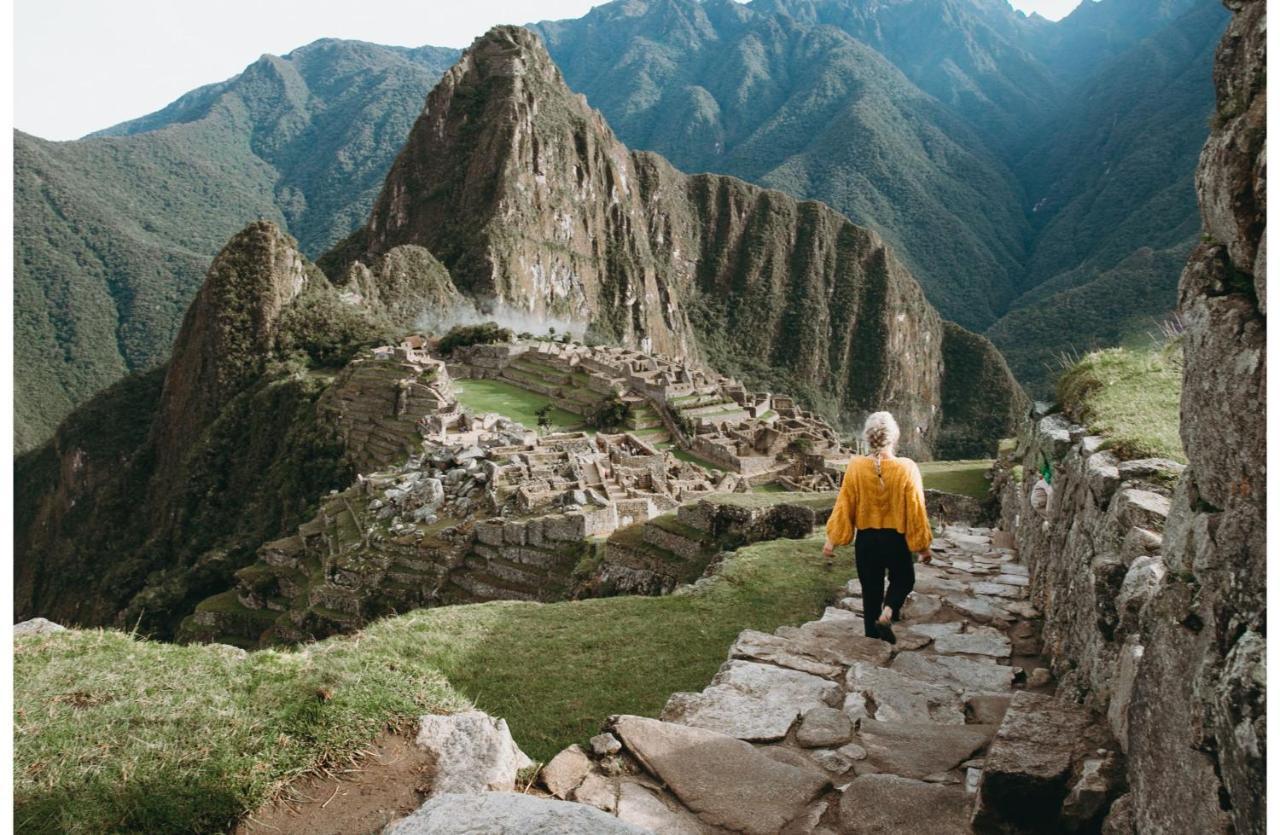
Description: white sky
xmin=15 ymin=0 xmax=1084 ymax=141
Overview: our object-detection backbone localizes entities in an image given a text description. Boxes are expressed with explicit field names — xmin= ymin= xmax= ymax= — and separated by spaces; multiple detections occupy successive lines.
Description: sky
xmin=15 ymin=0 xmax=1084 ymax=141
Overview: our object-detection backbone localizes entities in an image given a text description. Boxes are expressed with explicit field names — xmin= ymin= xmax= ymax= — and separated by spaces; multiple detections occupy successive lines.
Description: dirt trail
xmin=235 ymin=734 xmax=433 ymax=835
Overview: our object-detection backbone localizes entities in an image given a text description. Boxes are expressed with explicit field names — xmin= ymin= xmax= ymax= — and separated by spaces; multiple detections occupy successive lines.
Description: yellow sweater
xmin=825 ymin=455 xmax=933 ymax=553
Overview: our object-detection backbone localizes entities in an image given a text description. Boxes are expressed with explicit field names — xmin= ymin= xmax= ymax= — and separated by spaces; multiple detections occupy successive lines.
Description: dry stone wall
xmin=994 ymin=4 xmax=1265 ymax=830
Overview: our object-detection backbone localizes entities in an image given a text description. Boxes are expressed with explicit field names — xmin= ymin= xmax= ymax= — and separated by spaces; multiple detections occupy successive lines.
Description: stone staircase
xmin=534 ymin=525 xmax=1124 ymax=833
xmin=624 ymin=401 xmax=670 ymax=445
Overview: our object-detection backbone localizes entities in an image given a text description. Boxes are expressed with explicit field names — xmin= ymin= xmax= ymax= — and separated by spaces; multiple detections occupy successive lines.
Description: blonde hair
xmin=863 ymin=412 xmax=900 ymax=477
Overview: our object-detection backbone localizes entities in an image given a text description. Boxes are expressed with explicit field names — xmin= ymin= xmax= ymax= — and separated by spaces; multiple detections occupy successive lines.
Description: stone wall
xmin=995 ymin=3 xmax=1265 ymax=830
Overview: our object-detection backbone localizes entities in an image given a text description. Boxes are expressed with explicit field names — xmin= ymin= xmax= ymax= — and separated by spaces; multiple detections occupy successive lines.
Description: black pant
xmin=855 ymin=528 xmax=915 ymax=639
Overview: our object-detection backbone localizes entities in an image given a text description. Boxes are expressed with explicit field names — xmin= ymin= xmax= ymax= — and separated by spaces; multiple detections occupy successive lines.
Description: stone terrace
xmin=450 ymin=339 xmax=851 ymax=486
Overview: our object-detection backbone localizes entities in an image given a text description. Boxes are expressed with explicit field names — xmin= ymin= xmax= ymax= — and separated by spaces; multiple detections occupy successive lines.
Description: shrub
xmin=275 ymin=291 xmax=388 ymax=368
xmin=436 ymin=322 xmax=513 ymax=355
xmin=586 ymin=394 xmax=632 ymax=431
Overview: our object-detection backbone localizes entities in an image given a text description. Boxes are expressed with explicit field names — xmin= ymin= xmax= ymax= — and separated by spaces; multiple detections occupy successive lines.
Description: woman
xmin=823 ymin=411 xmax=933 ymax=644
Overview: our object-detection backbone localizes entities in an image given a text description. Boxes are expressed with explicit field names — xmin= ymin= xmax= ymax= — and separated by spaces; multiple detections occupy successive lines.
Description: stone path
xmin=533 ymin=524 xmax=1056 ymax=833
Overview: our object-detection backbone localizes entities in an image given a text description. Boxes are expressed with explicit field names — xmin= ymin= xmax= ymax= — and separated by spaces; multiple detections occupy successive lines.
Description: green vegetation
xmin=16 ymin=4 xmax=1222 ymax=449
xmin=918 ymin=460 xmax=995 ymax=499
xmin=434 ymin=321 xmax=513 ymax=355
xmin=16 ymin=534 xmax=843 ymax=833
xmin=13 ymin=43 xmax=459 ymax=451
xmin=654 ymin=441 xmax=729 ymax=473
xmin=584 ymin=393 xmax=632 ymax=432
xmin=534 ymin=5 xmax=1032 ymax=329
xmin=1056 ymin=343 xmax=1185 ymax=462
xmin=699 ymin=491 xmax=839 ymax=513
xmin=453 ymin=378 xmax=582 ymax=432
xmin=14 ymin=628 xmax=469 ymax=834
xmin=990 ymin=1 xmax=1226 ymax=395
xmin=938 ymin=322 xmax=1029 ymax=459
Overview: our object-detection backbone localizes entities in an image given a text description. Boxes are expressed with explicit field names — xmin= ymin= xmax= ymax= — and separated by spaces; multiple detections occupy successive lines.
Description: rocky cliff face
xmin=1129 ymin=1 xmax=1266 ymax=830
xmin=995 ymin=3 xmax=1265 ymax=831
xmin=149 ymin=222 xmax=311 ymax=499
xmin=330 ymin=25 xmax=1023 ymax=453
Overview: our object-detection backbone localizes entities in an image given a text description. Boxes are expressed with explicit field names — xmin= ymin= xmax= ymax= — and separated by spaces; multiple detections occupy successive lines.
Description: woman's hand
xmin=918 ymin=550 xmax=933 ymax=564
xmin=822 ymin=540 xmax=836 ymax=557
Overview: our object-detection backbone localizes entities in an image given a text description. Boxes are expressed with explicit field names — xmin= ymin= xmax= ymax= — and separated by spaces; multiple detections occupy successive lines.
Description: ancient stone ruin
xmin=181 ymin=336 xmax=855 ymax=647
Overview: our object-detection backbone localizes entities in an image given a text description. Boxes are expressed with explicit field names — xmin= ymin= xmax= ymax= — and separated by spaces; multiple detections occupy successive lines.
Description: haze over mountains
xmin=14 ymin=0 xmax=1228 ymax=449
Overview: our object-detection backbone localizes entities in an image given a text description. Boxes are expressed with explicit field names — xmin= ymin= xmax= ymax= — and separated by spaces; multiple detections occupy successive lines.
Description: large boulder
xmin=971 ymin=692 xmax=1115 ymax=833
xmin=413 ymin=711 xmax=533 ymax=795
xmin=660 ymin=660 xmax=840 ymax=741
xmin=856 ymin=719 xmax=994 ymax=779
xmin=839 ymin=774 xmax=970 ymax=834
xmin=13 ymin=617 xmax=66 ymax=637
xmin=612 ymin=715 xmax=829 ymax=834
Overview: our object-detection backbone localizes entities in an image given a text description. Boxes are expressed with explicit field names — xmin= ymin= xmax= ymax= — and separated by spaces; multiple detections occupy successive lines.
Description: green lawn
xmin=16 ymin=535 xmax=843 ymax=833
xmin=918 ymin=459 xmax=994 ymax=499
xmin=1056 ymin=344 xmax=1185 ymax=462
xmin=453 ymin=378 xmax=584 ymax=433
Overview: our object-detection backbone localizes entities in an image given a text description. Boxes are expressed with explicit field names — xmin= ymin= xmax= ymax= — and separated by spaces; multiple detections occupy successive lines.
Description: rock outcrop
xmin=328 ymin=25 xmax=1024 ymax=454
xmin=995 ymin=3 xmax=1265 ymax=830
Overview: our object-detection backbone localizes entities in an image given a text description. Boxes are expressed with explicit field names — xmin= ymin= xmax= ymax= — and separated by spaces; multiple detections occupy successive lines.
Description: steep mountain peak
xmin=331 ymin=24 xmax=1026 ymax=454
xmin=152 ymin=221 xmax=309 ymax=473
xmin=352 ymin=24 xmax=699 ymax=357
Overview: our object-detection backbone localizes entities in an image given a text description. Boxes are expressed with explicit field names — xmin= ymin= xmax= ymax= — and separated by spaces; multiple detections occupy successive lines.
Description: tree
xmin=535 ymin=404 xmax=554 ymax=432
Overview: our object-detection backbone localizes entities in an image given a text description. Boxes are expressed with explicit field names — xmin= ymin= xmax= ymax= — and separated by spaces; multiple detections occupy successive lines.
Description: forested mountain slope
xmin=13 ymin=0 xmax=1227 ymax=446
xmin=14 ymin=41 xmax=457 ymax=450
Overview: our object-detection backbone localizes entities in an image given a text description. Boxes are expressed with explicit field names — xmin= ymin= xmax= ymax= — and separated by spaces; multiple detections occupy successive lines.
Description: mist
xmin=413 ymin=299 xmax=587 ymax=340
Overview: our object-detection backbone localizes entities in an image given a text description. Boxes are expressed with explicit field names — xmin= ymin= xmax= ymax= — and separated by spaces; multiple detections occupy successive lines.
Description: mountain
xmin=14 ymin=0 xmax=1225 ymax=448
xmin=330 ymin=25 xmax=1024 ymax=445
xmin=1032 ymin=0 xmax=1208 ymax=80
xmin=751 ymin=0 xmax=1060 ymax=146
xmin=529 ymin=0 xmax=1031 ymax=325
xmin=13 ymin=219 xmax=448 ymax=635
xmin=13 ymin=41 xmax=458 ymax=452
xmin=988 ymin=0 xmax=1227 ymax=389
xmin=16 ymin=26 xmax=1026 ymax=638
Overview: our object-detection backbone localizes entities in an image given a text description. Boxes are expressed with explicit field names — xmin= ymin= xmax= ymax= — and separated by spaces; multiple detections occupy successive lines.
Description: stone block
xmin=970 ymin=692 xmax=1110 ymax=832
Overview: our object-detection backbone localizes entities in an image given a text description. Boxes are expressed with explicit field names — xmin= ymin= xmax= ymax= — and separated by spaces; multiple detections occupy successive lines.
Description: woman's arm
xmin=904 ymin=460 xmax=933 ymax=555
xmin=824 ymin=460 xmax=858 ymax=554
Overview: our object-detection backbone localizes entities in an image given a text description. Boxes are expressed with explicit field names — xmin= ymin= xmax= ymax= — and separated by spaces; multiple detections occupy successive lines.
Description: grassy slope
xmin=16 ymin=534 xmax=842 ymax=833
xmin=1057 ymin=342 xmax=1185 ymax=461
xmin=918 ymin=460 xmax=995 ymax=499
xmin=452 ymin=378 xmax=584 ymax=432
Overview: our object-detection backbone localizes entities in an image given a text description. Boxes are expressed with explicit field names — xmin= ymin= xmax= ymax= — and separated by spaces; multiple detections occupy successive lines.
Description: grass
xmin=14 ymin=630 xmax=468 ymax=834
xmin=453 ymin=378 xmax=584 ymax=433
xmin=918 ymin=460 xmax=995 ymax=499
xmin=16 ymin=535 xmax=843 ymax=833
xmin=1055 ymin=344 xmax=1185 ymax=462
